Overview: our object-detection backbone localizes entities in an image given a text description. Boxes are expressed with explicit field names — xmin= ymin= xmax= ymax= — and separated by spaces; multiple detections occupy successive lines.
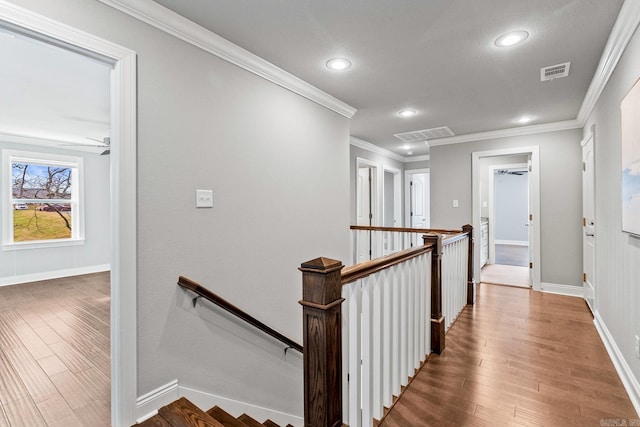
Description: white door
xmin=410 ymin=173 xmax=429 ymax=229
xmin=582 ymin=130 xmax=596 ymax=312
xmin=357 ymin=167 xmax=373 ymax=261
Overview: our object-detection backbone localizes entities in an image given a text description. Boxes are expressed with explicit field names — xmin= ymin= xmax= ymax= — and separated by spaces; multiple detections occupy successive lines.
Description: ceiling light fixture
xmin=326 ymin=58 xmax=352 ymax=71
xmin=402 ymin=144 xmax=412 ymax=150
xmin=494 ymin=30 xmax=529 ymax=47
xmin=398 ymin=109 xmax=417 ymax=118
xmin=515 ymin=116 xmax=535 ymax=124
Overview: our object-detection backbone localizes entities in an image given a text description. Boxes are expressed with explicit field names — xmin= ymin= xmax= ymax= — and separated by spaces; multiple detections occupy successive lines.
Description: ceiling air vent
xmin=394 ymin=126 xmax=455 ymax=142
xmin=541 ymin=62 xmax=571 ymax=81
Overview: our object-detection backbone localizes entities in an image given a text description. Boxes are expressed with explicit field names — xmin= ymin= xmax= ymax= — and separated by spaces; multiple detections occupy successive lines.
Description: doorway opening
xmin=0 ymin=5 xmax=138 ymax=425
xmin=472 ymin=147 xmax=540 ymax=291
xmin=356 ymin=158 xmax=378 ymax=261
xmin=483 ymin=162 xmax=531 ymax=287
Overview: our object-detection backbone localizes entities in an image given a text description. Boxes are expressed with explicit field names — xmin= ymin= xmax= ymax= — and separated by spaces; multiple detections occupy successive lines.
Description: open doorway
xmin=356 ymin=158 xmax=378 ymax=261
xmin=483 ymin=162 xmax=531 ymax=287
xmin=0 ymin=5 xmax=138 ymax=425
xmin=472 ymin=148 xmax=541 ymax=291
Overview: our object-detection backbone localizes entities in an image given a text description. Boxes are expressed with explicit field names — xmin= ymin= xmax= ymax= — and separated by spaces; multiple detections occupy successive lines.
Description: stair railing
xmin=177 ymin=275 xmax=303 ymax=353
xmin=300 ymin=224 xmax=474 ymax=427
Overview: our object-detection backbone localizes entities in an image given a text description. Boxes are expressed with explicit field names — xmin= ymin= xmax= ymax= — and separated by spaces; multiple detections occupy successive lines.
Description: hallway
xmin=379 ymin=283 xmax=636 ymax=426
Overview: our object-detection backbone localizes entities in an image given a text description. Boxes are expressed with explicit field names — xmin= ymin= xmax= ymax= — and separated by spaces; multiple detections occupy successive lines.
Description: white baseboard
xmin=594 ymin=311 xmax=640 ymax=417
xmin=495 ymin=240 xmax=529 ymax=246
xmin=136 ymin=379 xmax=179 ymax=423
xmin=134 ymin=380 xmax=303 ymax=426
xmin=180 ymin=385 xmax=303 ymax=427
xmin=539 ymin=282 xmax=584 ymax=298
xmin=0 ymin=264 xmax=110 ymax=287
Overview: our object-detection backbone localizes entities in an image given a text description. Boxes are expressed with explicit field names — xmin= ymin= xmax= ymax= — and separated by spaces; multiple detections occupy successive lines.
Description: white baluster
xmin=361 ymin=277 xmax=372 ymax=427
xmin=347 ymin=281 xmax=362 ymax=427
xmin=342 ymin=283 xmax=350 ymax=423
xmin=381 ymin=267 xmax=393 ymax=409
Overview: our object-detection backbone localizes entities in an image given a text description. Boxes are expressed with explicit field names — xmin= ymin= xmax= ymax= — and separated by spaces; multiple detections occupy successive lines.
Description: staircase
xmin=136 ymin=397 xmax=294 ymax=427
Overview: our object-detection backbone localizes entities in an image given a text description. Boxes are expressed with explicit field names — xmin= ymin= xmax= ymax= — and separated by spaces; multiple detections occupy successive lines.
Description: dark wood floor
xmin=379 ymin=283 xmax=637 ymax=426
xmin=0 ymin=272 xmax=111 ymax=427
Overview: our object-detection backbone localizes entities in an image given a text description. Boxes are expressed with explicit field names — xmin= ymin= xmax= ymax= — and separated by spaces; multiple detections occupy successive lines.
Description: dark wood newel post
xmin=424 ymin=233 xmax=445 ymax=354
xmin=299 ymin=257 xmax=345 ymax=427
xmin=462 ymin=224 xmax=476 ymax=305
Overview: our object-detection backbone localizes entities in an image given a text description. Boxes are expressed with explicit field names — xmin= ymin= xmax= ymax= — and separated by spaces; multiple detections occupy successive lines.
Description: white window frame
xmin=2 ymin=149 xmax=85 ymax=250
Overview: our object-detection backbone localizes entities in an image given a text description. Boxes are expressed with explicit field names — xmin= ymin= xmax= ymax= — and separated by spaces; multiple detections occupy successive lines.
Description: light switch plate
xmin=453 ymin=199 xmax=459 ymax=208
xmin=196 ymin=189 xmax=213 ymax=208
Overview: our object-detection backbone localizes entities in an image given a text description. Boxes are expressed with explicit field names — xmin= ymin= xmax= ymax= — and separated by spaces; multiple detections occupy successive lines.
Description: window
xmin=2 ymin=150 xmax=84 ymax=249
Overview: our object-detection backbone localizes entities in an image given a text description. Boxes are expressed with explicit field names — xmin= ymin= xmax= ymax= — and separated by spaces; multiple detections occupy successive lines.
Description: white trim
xmin=350 ymin=137 xmax=406 ymax=162
xmin=405 ymin=154 xmax=430 ymax=163
xmin=350 ymin=137 xmax=430 ymax=163
xmin=577 ymin=0 xmax=640 ymax=124
xmin=0 ymin=264 xmax=110 ymax=287
xmin=539 ymin=282 xmax=584 ymax=298
xmin=97 ymin=0 xmax=355 ymax=119
xmin=180 ymin=385 xmax=303 ymax=427
xmin=495 ymin=240 xmax=529 ymax=246
xmin=428 ymin=120 xmax=581 ymax=147
xmin=472 ymin=147 xmax=540 ymax=292
xmin=488 ymin=162 xmax=529 ymax=264
xmin=594 ymin=311 xmax=640 ymax=417
xmin=382 ymin=165 xmax=402 ymax=227
xmin=0 ymin=3 xmax=139 ymax=426
xmin=136 ymin=380 xmax=180 ymax=423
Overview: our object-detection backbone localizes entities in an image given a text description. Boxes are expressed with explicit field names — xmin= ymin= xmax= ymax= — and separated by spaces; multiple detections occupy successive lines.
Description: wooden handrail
xmin=341 ymin=243 xmax=435 ymax=285
xmin=441 ymin=232 xmax=468 ymax=245
xmin=350 ymin=225 xmax=465 ymax=234
xmin=177 ymin=276 xmax=303 ymax=353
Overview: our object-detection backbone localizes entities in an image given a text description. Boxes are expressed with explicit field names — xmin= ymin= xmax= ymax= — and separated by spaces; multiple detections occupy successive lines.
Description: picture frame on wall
xmin=621 ymin=77 xmax=640 ymax=236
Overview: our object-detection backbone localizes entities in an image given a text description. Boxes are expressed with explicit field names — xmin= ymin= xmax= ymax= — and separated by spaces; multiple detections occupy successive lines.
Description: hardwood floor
xmin=481 ymin=264 xmax=530 ymax=288
xmin=0 ymin=273 xmax=110 ymax=427
xmin=379 ymin=283 xmax=637 ymax=426
xmin=494 ymin=244 xmax=529 ymax=267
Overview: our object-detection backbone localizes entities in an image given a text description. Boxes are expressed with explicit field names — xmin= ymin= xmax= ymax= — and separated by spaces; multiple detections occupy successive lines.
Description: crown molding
xmin=350 ymin=137 xmax=429 ymax=163
xmin=427 ymin=119 xmax=582 ymax=147
xmin=577 ymin=0 xmax=640 ymax=124
xmin=404 ymin=154 xmax=430 ymax=163
xmin=97 ymin=0 xmax=356 ymax=119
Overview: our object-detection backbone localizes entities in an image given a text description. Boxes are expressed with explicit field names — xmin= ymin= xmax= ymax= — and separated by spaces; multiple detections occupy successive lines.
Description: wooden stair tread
xmin=157 ymin=397 xmax=224 ymax=427
xmin=237 ymin=413 xmax=264 ymax=427
xmin=262 ymin=420 xmax=280 ymax=427
xmin=137 ymin=414 xmax=174 ymax=427
xmin=206 ymin=406 xmax=250 ymax=427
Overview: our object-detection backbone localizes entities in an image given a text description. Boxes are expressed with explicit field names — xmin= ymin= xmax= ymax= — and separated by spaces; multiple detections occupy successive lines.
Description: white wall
xmin=9 ymin=0 xmax=351 ymax=419
xmin=430 ymin=129 xmax=583 ymax=286
xmin=0 ymin=141 xmax=110 ymax=285
xmin=584 ymin=14 xmax=640 ymax=406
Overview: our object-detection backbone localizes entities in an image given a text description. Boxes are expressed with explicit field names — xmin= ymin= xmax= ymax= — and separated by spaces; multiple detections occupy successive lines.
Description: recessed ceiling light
xmin=398 ymin=109 xmax=417 ymax=118
xmin=401 ymin=144 xmax=412 ymax=150
xmin=326 ymin=58 xmax=352 ymax=71
xmin=407 ymin=151 xmax=413 ymax=155
xmin=515 ymin=116 xmax=535 ymax=124
xmin=495 ymin=30 xmax=529 ymax=47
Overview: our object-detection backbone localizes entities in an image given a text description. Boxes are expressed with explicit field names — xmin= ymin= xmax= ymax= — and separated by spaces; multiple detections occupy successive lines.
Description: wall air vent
xmin=394 ymin=126 xmax=455 ymax=143
xmin=541 ymin=62 xmax=571 ymax=81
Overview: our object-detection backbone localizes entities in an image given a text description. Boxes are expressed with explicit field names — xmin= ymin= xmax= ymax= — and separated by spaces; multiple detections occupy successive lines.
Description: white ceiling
xmin=0 ymin=26 xmax=111 ymax=146
xmin=0 ymin=1 xmax=625 ymax=157
xmin=152 ymin=0 xmax=624 ymax=156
